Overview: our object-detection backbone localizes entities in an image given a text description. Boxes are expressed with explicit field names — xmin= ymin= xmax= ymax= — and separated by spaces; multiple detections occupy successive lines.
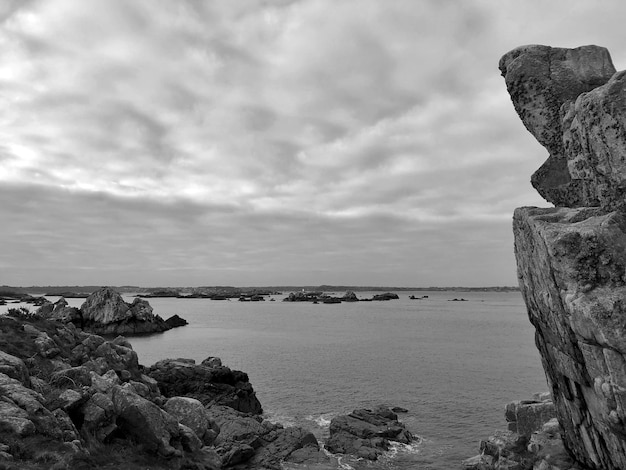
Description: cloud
xmin=1 ymin=0 xmax=621 ymax=286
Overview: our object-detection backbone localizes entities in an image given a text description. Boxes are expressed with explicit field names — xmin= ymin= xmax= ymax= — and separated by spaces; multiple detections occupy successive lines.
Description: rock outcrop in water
xmin=37 ymin=287 xmax=187 ymax=336
xmin=501 ymin=44 xmax=626 ymax=469
xmin=325 ymin=406 xmax=414 ymax=460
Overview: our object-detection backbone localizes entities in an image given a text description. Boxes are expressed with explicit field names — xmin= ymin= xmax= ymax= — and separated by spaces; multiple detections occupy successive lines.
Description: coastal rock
xmin=341 ymin=291 xmax=359 ymax=302
xmin=499 ymin=45 xmax=616 ymax=207
xmin=0 ymin=315 xmax=230 ymax=468
xmin=208 ymin=404 xmax=324 ymax=469
xmin=464 ymin=396 xmax=579 ymax=470
xmin=164 ymin=314 xmax=188 ymax=328
xmin=80 ymin=287 xmax=173 ymax=335
xmin=502 ymin=44 xmax=626 ymax=470
xmin=148 ymin=357 xmax=263 ymax=414
xmin=164 ymin=396 xmax=219 ymax=445
xmin=371 ymin=292 xmax=399 ymax=301
xmin=326 ymin=406 xmax=413 ymax=460
xmin=0 ymin=350 xmax=29 ymax=385
xmin=111 ymin=384 xmax=181 ymax=457
xmin=44 ymin=297 xmax=82 ymax=323
xmin=513 ymin=206 xmax=626 ymax=469
xmin=505 ymin=398 xmax=556 ymax=435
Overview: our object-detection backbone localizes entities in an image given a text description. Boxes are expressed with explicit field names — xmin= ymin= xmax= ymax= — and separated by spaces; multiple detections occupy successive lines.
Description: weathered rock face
xmin=325 ymin=406 xmax=414 ymax=460
xmin=80 ymin=287 xmax=172 ymax=335
xmin=147 ymin=358 xmax=263 ymax=414
xmin=499 ymin=45 xmax=617 ymax=207
xmin=502 ymin=44 xmax=626 ymax=470
xmin=514 ymin=207 xmax=626 ymax=469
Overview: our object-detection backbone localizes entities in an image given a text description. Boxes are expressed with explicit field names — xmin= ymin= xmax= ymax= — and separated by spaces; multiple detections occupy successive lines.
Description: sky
xmin=1 ymin=0 xmax=626 ymax=288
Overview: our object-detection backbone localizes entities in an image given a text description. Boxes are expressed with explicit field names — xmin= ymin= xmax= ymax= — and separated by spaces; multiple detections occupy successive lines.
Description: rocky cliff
xmin=501 ymin=45 xmax=626 ymax=469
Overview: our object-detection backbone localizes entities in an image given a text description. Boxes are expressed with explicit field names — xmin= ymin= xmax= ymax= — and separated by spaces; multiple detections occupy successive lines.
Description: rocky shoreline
xmin=463 ymin=394 xmax=590 ymax=470
xmin=0 ymin=300 xmax=416 ymax=469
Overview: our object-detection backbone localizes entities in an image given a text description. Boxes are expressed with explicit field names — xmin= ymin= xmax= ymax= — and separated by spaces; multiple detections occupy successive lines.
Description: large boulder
xmin=206 ymin=404 xmax=323 ymax=469
xmin=499 ymin=45 xmax=617 ymax=207
xmin=79 ymin=287 xmax=172 ymax=335
xmin=164 ymin=396 xmax=219 ymax=445
xmin=111 ymin=384 xmax=181 ymax=457
xmin=326 ymin=406 xmax=413 ymax=460
xmin=0 ymin=350 xmax=29 ymax=385
xmin=147 ymin=357 xmax=263 ymax=414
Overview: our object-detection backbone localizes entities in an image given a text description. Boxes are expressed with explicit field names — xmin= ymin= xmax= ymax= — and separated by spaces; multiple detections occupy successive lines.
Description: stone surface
xmin=325 ymin=406 xmax=413 ymax=460
xmin=148 ymin=357 xmax=263 ymax=414
xmin=207 ymin=404 xmax=323 ymax=469
xmin=505 ymin=398 xmax=556 ymax=435
xmin=164 ymin=314 xmax=188 ymax=328
xmin=465 ymin=397 xmax=582 ymax=470
xmin=164 ymin=396 xmax=219 ymax=445
xmin=79 ymin=287 xmax=172 ymax=335
xmin=0 ymin=350 xmax=29 ymax=385
xmin=501 ymin=43 xmax=626 ymax=470
xmin=111 ymin=384 xmax=181 ymax=457
xmin=499 ymin=45 xmax=618 ymax=207
xmin=513 ymin=206 xmax=626 ymax=469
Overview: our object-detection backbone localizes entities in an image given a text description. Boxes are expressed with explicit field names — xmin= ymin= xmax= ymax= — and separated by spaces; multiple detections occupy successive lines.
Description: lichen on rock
xmin=500 ymin=43 xmax=626 ymax=470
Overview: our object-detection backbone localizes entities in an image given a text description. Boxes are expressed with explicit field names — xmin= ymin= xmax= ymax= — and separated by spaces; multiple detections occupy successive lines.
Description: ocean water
xmin=2 ymin=291 xmax=547 ymax=469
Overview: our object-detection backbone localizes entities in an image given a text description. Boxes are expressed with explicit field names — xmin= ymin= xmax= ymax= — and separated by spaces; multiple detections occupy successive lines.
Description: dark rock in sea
xmin=391 ymin=406 xmax=408 ymax=413
xmin=79 ymin=288 xmax=171 ymax=335
xmin=164 ymin=314 xmax=188 ymax=328
xmin=147 ymin=357 xmax=263 ymax=414
xmin=502 ymin=43 xmax=626 ymax=469
xmin=326 ymin=406 xmax=414 ymax=460
xmin=371 ymin=292 xmax=399 ymax=301
xmin=448 ymin=298 xmax=468 ymax=302
xmin=322 ymin=297 xmax=341 ymax=304
xmin=283 ymin=291 xmax=323 ymax=302
xmin=341 ymin=291 xmax=359 ymax=302
xmin=208 ymin=404 xmax=326 ymax=469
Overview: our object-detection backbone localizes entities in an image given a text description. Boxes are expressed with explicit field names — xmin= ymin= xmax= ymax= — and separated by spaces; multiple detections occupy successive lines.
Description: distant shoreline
xmin=1 ymin=284 xmax=520 ymax=295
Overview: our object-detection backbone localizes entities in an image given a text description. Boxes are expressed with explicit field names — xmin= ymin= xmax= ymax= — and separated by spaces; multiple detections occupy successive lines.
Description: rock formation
xmin=79 ymin=287 xmax=171 ymax=335
xmin=463 ymin=394 xmax=577 ymax=470
xmin=325 ymin=406 xmax=414 ymax=460
xmin=147 ymin=358 xmax=263 ymax=414
xmin=501 ymin=44 xmax=626 ymax=469
xmin=0 ymin=311 xmax=322 ymax=469
xmin=36 ymin=287 xmax=187 ymax=336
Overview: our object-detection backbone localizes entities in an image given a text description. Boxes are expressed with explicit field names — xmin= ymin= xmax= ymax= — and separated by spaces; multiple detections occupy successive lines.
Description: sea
xmin=1 ymin=290 xmax=547 ymax=470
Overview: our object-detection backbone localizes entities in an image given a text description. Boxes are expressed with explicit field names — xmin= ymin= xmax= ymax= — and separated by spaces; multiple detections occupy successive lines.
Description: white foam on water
xmin=383 ymin=438 xmax=423 ymax=459
xmin=305 ymin=413 xmax=335 ymax=428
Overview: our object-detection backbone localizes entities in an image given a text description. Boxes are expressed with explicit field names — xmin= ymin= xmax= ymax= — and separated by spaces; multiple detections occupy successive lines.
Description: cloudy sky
xmin=1 ymin=0 xmax=625 ymax=287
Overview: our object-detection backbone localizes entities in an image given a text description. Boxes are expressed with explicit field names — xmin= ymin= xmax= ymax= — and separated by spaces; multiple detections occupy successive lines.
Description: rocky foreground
xmin=498 ymin=44 xmax=626 ymax=469
xmin=0 ymin=306 xmax=415 ymax=469
xmin=463 ymin=393 xmax=589 ymax=470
